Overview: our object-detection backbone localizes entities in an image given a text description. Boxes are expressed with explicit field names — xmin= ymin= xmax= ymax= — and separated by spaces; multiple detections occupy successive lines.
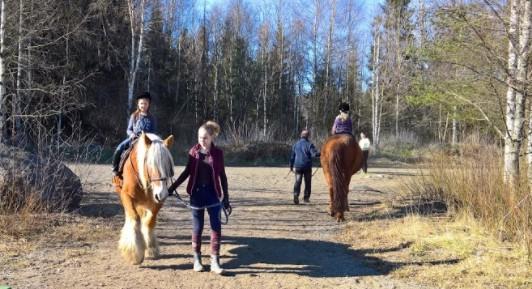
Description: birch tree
xmin=371 ymin=18 xmax=383 ymax=149
xmin=126 ymin=0 xmax=146 ymax=114
xmin=504 ymin=0 xmax=530 ymax=188
xmin=0 ymin=0 xmax=5 ymax=142
xmin=323 ymin=0 xmax=336 ymax=126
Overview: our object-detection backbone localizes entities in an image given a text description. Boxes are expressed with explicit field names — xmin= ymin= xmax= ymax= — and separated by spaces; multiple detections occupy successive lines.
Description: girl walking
xmin=169 ymin=121 xmax=230 ymax=274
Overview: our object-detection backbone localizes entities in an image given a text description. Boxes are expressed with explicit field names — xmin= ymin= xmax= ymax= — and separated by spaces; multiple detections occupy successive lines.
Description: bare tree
xmin=371 ymin=18 xmax=383 ymax=149
xmin=0 ymin=0 xmax=5 ymax=142
xmin=126 ymin=0 xmax=146 ymax=114
xmin=259 ymin=21 xmax=270 ymax=136
xmin=504 ymin=0 xmax=530 ymax=188
xmin=323 ymin=0 xmax=336 ymax=126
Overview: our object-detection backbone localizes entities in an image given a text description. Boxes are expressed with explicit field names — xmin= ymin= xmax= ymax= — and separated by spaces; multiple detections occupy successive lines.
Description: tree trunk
xmin=214 ymin=60 xmax=218 ymax=120
xmin=452 ymin=106 xmax=457 ymax=145
xmin=504 ymin=0 xmax=528 ymax=189
xmin=127 ymin=0 xmax=146 ymax=115
xmin=372 ymin=26 xmax=381 ymax=151
xmin=0 ymin=0 xmax=5 ymax=142
xmin=263 ymin=47 xmax=268 ymax=137
xmin=14 ymin=0 xmax=23 ymax=143
xmin=58 ymin=25 xmax=70 ymax=148
xmin=323 ymin=0 xmax=336 ymax=127
xmin=395 ymin=93 xmax=399 ymax=138
xmin=310 ymin=0 xmax=321 ymax=131
xmin=516 ymin=0 xmax=532 ymax=187
xmin=176 ymin=35 xmax=181 ymax=106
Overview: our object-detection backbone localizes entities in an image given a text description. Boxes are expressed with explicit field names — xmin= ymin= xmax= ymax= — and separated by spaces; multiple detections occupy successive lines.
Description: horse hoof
xmin=335 ymin=212 xmax=345 ymax=222
xmin=121 ymin=250 xmax=144 ymax=265
xmin=336 ymin=217 xmax=345 ymax=222
xmin=145 ymin=247 xmax=160 ymax=259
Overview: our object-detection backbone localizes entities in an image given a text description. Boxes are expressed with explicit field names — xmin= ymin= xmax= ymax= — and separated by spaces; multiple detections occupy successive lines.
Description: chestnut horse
xmin=112 ymin=132 xmax=175 ymax=264
xmin=320 ymin=134 xmax=363 ymax=222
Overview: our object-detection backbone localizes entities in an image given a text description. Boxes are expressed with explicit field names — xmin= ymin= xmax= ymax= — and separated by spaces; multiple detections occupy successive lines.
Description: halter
xmin=129 ymin=148 xmax=172 ymax=192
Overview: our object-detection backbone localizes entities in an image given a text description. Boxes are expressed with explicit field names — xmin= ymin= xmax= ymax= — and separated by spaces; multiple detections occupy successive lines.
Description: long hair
xmin=131 ymin=96 xmax=152 ymax=121
xmin=338 ymin=112 xmax=349 ymax=122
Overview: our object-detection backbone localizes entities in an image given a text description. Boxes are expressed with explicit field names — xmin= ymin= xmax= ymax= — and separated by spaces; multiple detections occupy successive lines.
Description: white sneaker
xmin=210 ymin=255 xmax=224 ymax=274
xmin=193 ymin=253 xmax=204 ymax=272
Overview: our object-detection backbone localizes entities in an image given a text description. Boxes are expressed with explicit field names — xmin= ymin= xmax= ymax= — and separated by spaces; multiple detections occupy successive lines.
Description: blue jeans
xmin=116 ymin=138 xmax=132 ymax=152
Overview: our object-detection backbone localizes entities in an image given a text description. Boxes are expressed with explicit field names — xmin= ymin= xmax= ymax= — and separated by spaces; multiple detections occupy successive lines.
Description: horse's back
xmin=320 ymin=134 xmax=363 ymax=176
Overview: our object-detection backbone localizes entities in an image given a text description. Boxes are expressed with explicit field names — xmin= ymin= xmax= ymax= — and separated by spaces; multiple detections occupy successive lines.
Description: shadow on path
xmin=148 ymin=235 xmax=459 ymax=278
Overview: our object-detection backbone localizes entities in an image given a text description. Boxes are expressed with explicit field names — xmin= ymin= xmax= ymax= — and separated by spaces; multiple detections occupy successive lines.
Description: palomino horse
xmin=112 ymin=132 xmax=175 ymax=264
xmin=320 ymin=134 xmax=363 ymax=222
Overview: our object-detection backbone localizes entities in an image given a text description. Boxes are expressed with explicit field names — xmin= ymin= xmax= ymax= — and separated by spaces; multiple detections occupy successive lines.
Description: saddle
xmin=112 ymin=138 xmax=138 ymax=193
xmin=118 ymin=139 xmax=137 ymax=174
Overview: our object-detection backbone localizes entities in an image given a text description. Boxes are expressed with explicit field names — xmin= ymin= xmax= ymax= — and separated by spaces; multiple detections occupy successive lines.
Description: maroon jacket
xmin=171 ymin=143 xmax=228 ymax=201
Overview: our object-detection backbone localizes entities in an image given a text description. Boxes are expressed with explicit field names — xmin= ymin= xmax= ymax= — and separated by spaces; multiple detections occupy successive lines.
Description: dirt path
xmin=2 ymin=165 xmax=430 ymax=289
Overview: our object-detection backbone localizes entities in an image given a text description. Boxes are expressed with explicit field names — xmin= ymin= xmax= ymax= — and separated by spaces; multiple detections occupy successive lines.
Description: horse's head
xmin=136 ymin=132 xmax=175 ymax=203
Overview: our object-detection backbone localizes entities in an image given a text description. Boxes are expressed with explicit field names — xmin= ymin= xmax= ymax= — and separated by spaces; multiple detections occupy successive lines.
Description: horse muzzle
xmin=154 ymin=191 xmax=169 ymax=203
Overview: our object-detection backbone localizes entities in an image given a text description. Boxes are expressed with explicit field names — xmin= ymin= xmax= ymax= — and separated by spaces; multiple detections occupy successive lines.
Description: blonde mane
xmin=136 ymin=133 xmax=175 ymax=189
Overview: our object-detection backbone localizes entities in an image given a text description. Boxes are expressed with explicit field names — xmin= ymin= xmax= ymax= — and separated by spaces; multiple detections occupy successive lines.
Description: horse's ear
xmin=163 ymin=135 xmax=174 ymax=148
xmin=141 ymin=132 xmax=152 ymax=146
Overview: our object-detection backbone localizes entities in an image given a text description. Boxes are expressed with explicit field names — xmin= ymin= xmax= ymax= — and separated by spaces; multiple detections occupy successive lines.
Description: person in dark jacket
xmin=168 ymin=121 xmax=230 ymax=274
xmin=112 ymin=92 xmax=157 ymax=176
xmin=289 ymin=129 xmax=320 ymax=204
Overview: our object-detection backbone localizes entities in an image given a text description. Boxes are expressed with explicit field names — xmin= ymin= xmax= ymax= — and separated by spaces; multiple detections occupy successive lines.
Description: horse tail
xmin=330 ymin=144 xmax=348 ymax=214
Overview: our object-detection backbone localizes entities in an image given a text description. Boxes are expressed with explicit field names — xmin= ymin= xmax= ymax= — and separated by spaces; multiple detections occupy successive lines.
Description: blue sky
xmin=195 ymin=0 xmax=385 ymax=91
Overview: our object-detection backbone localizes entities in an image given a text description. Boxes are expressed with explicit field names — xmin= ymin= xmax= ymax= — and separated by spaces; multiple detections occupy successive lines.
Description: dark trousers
xmin=112 ymin=138 xmax=132 ymax=172
xmin=293 ymin=167 xmax=312 ymax=200
xmin=362 ymin=150 xmax=369 ymax=173
xmin=191 ymin=204 xmax=222 ymax=255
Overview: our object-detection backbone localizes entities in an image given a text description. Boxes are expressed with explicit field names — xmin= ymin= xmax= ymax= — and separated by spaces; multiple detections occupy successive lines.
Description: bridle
xmin=129 ymin=149 xmax=173 ymax=192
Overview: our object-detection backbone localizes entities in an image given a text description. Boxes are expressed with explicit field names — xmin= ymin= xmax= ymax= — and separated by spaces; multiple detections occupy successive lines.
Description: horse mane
xmin=136 ymin=133 xmax=175 ymax=189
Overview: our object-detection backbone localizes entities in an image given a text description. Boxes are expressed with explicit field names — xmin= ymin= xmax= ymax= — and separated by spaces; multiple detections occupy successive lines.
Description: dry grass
xmin=406 ymin=142 xmax=531 ymax=245
xmin=341 ymin=214 xmax=531 ymax=289
xmin=341 ymin=138 xmax=531 ymax=288
xmin=0 ymin=212 xmax=118 ymax=269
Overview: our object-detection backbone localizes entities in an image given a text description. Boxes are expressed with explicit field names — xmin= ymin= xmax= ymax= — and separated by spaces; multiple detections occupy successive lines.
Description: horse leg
xmin=345 ymin=182 xmax=350 ymax=212
xmin=336 ymin=182 xmax=350 ymax=222
xmin=323 ymin=173 xmax=335 ymax=217
xmin=328 ymin=186 xmax=335 ymax=217
xmin=141 ymin=205 xmax=161 ymax=259
xmin=118 ymin=193 xmax=145 ymax=265
xmin=336 ymin=212 xmax=345 ymax=222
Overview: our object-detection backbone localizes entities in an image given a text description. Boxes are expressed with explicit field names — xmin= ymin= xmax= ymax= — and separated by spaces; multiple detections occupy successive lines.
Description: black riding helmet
xmin=136 ymin=91 xmax=151 ymax=102
xmin=339 ymin=102 xmax=349 ymax=113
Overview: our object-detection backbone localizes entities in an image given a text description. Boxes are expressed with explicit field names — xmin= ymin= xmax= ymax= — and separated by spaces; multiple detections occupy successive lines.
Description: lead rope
xmin=169 ymin=177 xmax=232 ymax=225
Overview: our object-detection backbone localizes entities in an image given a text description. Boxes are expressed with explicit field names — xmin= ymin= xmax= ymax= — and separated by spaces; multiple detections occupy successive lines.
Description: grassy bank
xmin=342 ymin=139 xmax=531 ymax=289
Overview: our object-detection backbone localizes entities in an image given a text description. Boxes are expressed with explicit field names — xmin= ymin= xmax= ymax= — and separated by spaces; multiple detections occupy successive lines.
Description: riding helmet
xmin=136 ymin=91 xmax=151 ymax=102
xmin=339 ymin=102 xmax=350 ymax=113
